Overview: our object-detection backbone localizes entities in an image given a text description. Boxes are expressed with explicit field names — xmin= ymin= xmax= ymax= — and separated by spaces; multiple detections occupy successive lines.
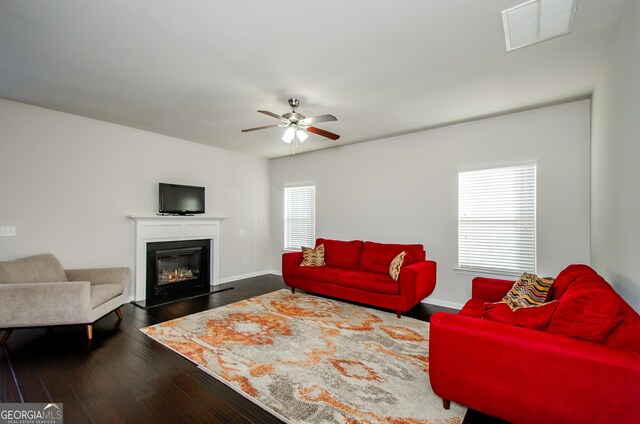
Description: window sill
xmin=454 ymin=267 xmax=524 ymax=279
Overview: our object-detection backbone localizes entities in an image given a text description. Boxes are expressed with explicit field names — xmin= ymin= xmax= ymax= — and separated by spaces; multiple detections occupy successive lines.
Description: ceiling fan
xmin=241 ymin=98 xmax=340 ymax=144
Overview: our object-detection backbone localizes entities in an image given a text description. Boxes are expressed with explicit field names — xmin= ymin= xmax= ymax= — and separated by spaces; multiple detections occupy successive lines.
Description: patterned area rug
xmin=141 ymin=290 xmax=466 ymax=423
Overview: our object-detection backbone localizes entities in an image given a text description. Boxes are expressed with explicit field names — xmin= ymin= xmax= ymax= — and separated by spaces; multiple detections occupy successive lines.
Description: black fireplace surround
xmin=146 ymin=239 xmax=211 ymax=301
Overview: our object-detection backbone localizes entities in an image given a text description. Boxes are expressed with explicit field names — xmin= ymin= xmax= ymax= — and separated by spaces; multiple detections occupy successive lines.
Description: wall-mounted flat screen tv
xmin=158 ymin=183 xmax=205 ymax=215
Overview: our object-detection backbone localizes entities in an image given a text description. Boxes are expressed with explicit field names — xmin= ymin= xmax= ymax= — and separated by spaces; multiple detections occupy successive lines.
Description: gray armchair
xmin=0 ymin=254 xmax=129 ymax=343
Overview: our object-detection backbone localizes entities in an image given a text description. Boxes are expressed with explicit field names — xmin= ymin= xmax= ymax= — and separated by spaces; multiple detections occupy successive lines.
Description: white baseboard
xmin=421 ymin=297 xmax=464 ymax=311
xmin=219 ymin=270 xmax=277 ymax=284
xmin=269 ymin=270 xmax=282 ymax=276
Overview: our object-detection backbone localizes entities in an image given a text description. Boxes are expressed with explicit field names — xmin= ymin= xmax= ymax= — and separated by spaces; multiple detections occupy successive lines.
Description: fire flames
xmin=159 ymin=267 xmax=194 ymax=284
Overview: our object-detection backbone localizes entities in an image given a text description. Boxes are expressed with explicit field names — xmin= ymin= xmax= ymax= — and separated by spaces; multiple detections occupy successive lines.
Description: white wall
xmin=270 ymin=100 xmax=591 ymax=308
xmin=0 ymin=99 xmax=271 ymax=295
xmin=591 ymin=0 xmax=640 ymax=311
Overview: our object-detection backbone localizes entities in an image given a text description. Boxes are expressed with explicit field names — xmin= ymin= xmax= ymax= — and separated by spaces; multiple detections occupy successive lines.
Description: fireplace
xmin=128 ymin=215 xmax=224 ymax=304
xmin=146 ymin=239 xmax=210 ymax=301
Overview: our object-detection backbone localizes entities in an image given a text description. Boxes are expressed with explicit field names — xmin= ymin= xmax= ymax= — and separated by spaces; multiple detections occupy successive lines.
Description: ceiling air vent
xmin=502 ymin=0 xmax=578 ymax=52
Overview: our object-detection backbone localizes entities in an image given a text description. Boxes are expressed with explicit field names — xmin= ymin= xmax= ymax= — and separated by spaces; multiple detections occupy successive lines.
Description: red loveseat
xmin=429 ymin=264 xmax=640 ymax=424
xmin=282 ymin=238 xmax=437 ymax=317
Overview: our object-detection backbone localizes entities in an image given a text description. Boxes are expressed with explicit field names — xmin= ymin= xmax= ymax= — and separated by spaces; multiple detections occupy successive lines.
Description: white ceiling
xmin=0 ymin=0 xmax=632 ymax=158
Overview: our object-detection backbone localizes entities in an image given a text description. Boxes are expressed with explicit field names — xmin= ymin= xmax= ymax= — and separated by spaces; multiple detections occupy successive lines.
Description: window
xmin=458 ymin=163 xmax=536 ymax=275
xmin=284 ymin=185 xmax=316 ymax=250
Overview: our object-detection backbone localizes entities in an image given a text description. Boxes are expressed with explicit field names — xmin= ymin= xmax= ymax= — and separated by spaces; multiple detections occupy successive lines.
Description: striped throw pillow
xmin=389 ymin=251 xmax=407 ymax=281
xmin=502 ymin=273 xmax=555 ymax=310
xmin=300 ymin=244 xmax=325 ymax=267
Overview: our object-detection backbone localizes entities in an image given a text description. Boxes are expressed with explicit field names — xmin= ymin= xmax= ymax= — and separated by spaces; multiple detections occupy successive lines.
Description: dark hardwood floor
xmin=1 ymin=274 xmax=505 ymax=423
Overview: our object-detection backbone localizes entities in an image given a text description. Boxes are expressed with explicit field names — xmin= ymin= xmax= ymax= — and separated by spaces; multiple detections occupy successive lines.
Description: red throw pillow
xmin=482 ymin=302 xmax=515 ymax=325
xmin=513 ymin=301 xmax=559 ymax=331
xmin=548 ymin=264 xmax=597 ymax=300
xmin=545 ymin=284 xmax=624 ymax=343
xmin=482 ymin=301 xmax=559 ymax=331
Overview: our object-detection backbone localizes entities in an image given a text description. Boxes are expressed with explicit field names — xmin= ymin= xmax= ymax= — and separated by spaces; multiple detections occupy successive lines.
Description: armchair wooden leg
xmin=86 ymin=324 xmax=93 ymax=340
xmin=1 ymin=329 xmax=13 ymax=345
xmin=115 ymin=307 xmax=123 ymax=320
xmin=396 ymin=310 xmax=402 ymax=318
xmin=291 ymin=287 xmax=296 ymax=294
xmin=442 ymin=399 xmax=451 ymax=410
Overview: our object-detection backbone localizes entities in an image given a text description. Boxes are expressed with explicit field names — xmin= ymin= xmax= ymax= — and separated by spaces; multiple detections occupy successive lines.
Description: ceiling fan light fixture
xmin=242 ymin=98 xmax=340 ymax=150
xmin=296 ymin=129 xmax=308 ymax=143
xmin=282 ymin=127 xmax=295 ymax=144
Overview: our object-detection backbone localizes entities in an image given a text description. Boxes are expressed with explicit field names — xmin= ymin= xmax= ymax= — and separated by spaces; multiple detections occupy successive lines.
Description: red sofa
xmin=282 ymin=238 xmax=437 ymax=317
xmin=429 ymin=264 xmax=640 ymax=424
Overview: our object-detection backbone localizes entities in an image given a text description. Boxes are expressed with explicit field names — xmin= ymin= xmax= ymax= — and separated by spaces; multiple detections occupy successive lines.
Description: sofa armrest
xmin=65 ymin=267 xmax=130 ymax=287
xmin=282 ymin=252 xmax=303 ymax=283
xmin=0 ymin=281 xmax=92 ymax=327
xmin=429 ymin=312 xmax=640 ymax=423
xmin=471 ymin=277 xmax=514 ymax=302
xmin=399 ymin=260 xmax=436 ymax=302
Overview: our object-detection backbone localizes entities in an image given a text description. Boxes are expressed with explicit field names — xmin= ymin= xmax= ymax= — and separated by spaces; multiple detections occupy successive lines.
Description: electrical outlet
xmin=0 ymin=226 xmax=16 ymax=237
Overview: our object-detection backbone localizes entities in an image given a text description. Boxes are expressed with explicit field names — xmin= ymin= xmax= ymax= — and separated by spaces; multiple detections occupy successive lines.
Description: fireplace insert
xmin=146 ymin=239 xmax=210 ymax=300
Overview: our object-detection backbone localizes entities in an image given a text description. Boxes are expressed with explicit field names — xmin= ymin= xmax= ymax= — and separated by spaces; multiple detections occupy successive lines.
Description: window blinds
xmin=458 ymin=163 xmax=536 ymax=275
xmin=284 ymin=185 xmax=316 ymax=250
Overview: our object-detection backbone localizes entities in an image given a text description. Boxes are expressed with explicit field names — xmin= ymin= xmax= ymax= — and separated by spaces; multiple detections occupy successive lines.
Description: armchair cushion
xmin=0 ymin=254 xmax=68 ymax=284
xmin=65 ymin=267 xmax=129 ymax=286
xmin=91 ymin=284 xmax=125 ymax=308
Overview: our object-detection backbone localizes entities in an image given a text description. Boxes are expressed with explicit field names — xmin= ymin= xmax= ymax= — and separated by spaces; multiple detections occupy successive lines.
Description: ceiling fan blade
xmin=306 ymin=126 xmax=340 ymax=140
xmin=257 ymin=110 xmax=288 ymax=122
xmin=241 ymin=124 xmax=280 ymax=132
xmin=299 ymin=114 xmax=337 ymax=126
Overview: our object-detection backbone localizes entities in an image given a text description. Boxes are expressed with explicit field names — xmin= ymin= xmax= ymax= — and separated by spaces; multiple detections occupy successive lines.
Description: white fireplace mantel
xmin=128 ymin=215 xmax=227 ymax=301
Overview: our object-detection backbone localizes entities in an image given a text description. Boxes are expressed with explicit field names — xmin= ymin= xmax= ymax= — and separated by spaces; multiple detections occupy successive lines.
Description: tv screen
xmin=159 ymin=183 xmax=205 ymax=215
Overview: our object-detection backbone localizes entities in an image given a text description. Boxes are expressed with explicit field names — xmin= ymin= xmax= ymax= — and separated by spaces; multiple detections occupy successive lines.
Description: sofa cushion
xmin=359 ymin=241 xmax=425 ymax=274
xmin=545 ymin=280 xmax=624 ymax=343
xmin=502 ymin=273 xmax=554 ymax=310
xmin=548 ymin=264 xmax=596 ymax=300
xmin=389 ymin=251 xmax=407 ymax=281
xmin=300 ymin=244 xmax=325 ymax=267
xmin=482 ymin=301 xmax=559 ymax=331
xmin=604 ymin=306 xmax=640 ymax=352
xmin=0 ymin=254 xmax=68 ymax=284
xmin=459 ymin=298 xmax=485 ymax=317
xmin=290 ymin=265 xmax=345 ymax=284
xmin=337 ymin=271 xmax=400 ymax=295
xmin=90 ymin=283 xmax=124 ymax=308
xmin=316 ymin=239 xmax=363 ymax=269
